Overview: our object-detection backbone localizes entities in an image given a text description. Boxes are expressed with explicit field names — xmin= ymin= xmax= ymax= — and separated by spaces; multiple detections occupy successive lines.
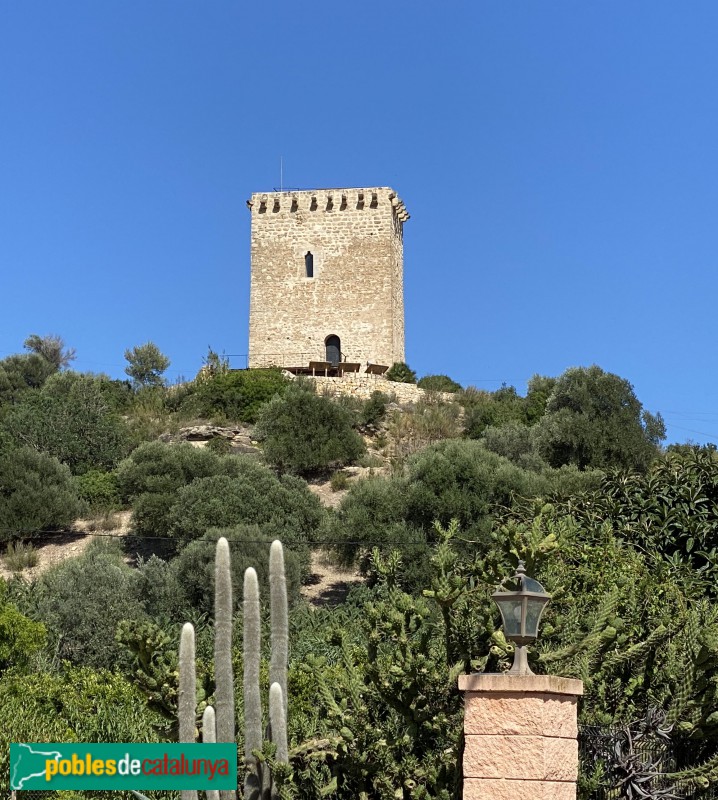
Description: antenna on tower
xmin=280 ymin=156 xmax=283 ymax=191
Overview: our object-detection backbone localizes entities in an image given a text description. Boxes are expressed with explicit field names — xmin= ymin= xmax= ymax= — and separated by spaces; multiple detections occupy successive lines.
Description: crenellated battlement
xmin=246 ymin=187 xmax=409 ymax=222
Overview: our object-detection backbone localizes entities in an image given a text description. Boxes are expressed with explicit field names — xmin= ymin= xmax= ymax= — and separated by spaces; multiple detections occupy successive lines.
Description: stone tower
xmin=247 ymin=187 xmax=409 ymax=369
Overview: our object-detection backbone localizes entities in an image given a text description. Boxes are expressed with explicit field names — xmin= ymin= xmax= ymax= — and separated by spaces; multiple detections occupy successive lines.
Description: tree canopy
xmin=533 ymin=365 xmax=665 ymax=472
xmin=124 ymin=341 xmax=170 ymax=388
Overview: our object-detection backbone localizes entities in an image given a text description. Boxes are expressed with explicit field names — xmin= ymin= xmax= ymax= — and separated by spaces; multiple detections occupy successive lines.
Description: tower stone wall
xmin=247 ymin=187 xmax=409 ymax=369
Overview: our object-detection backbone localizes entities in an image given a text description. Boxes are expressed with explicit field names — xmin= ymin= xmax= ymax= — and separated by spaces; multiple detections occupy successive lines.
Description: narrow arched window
xmin=325 ymin=335 xmax=341 ymax=365
xmin=305 ymin=251 xmax=314 ymax=278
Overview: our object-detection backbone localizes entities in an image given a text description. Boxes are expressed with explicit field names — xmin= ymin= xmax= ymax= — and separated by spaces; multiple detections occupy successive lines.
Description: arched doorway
xmin=325 ymin=335 xmax=341 ymax=365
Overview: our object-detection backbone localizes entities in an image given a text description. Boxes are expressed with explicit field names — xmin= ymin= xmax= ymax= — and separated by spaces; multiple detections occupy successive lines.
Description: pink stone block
xmin=464 ymin=692 xmax=578 ymax=738
xmin=463 ymin=778 xmax=576 ymax=800
xmin=459 ymin=674 xmax=583 ymax=696
xmin=463 ymin=734 xmax=578 ymax=781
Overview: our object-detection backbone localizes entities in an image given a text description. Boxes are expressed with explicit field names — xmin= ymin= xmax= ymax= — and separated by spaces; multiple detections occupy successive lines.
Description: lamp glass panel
xmin=524 ymin=598 xmax=546 ymax=638
xmin=497 ymin=598 xmax=523 ymax=636
xmin=523 ymin=576 xmax=545 ymax=593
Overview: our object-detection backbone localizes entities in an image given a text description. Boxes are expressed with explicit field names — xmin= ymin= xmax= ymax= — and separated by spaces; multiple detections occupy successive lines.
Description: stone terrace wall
xmin=306 ymin=373 xmax=454 ymax=405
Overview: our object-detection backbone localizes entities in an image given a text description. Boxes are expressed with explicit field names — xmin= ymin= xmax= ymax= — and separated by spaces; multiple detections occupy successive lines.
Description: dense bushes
xmin=73 ymin=470 xmax=120 ymax=511
xmin=117 ymin=440 xmax=220 ymax=504
xmin=166 ymin=467 xmax=323 ymax=547
xmin=188 ymin=368 xmax=288 ymax=423
xmin=255 ymin=387 xmax=365 ymax=475
xmin=359 ymin=390 xmax=390 ymax=426
xmin=0 ymin=666 xmax=164 ymax=795
xmin=385 ymin=361 xmax=417 ymax=383
xmin=0 ymin=581 xmax=46 ymax=672
xmin=26 ymin=541 xmax=146 ymax=669
xmin=0 ymin=352 xmax=57 ymax=406
xmin=118 ymin=440 xmax=325 ymax=550
xmin=3 ymin=372 xmax=130 ymax=474
xmin=0 ymin=447 xmax=83 ymax=540
xmin=417 ymin=374 xmax=462 ymax=392
xmin=172 ymin=526 xmax=303 ymax=614
xmin=331 ymin=439 xmax=600 ymax=589
xmin=564 ymin=446 xmax=718 ymax=596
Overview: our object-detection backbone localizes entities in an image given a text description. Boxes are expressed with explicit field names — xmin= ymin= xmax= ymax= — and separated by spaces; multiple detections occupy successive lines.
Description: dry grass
xmin=4 ymin=541 xmax=39 ymax=572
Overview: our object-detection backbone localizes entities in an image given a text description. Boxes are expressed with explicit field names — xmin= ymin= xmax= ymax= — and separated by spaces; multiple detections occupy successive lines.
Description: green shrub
xmin=460 ymin=384 xmax=528 ymax=438
xmin=95 ymin=376 xmax=135 ymax=413
xmin=171 ymin=526 xmax=304 ymax=615
xmin=3 ymin=372 xmax=130 ymax=474
xmin=132 ymin=491 xmax=179 ymax=539
xmin=331 ymin=439 xmax=599 ymax=591
xmin=481 ymin=422 xmax=547 ymax=470
xmin=330 ymin=471 xmax=349 ymax=491
xmin=116 ymin=440 xmax=221 ymax=503
xmin=0 ymin=447 xmax=82 ymax=541
xmin=161 ymin=379 xmax=198 ymax=414
xmin=121 ymin=443 xmax=325 ymax=543
xmin=255 ymin=388 xmax=365 ymax=476
xmin=386 ymin=395 xmax=463 ymax=461
xmin=166 ymin=460 xmax=324 ymax=547
xmin=134 ymin=554 xmax=188 ymax=621
xmin=0 ymin=667 xmax=164 ymax=795
xmin=331 ymin=474 xmax=410 ymax=565
xmin=28 ymin=540 xmax=146 ymax=669
xmin=0 ymin=580 xmax=46 ymax=671
xmin=117 ymin=440 xmax=224 ymax=539
xmin=73 ymin=470 xmax=121 ymax=511
xmin=0 ymin=352 xmax=57 ymax=406
xmin=417 ymin=374 xmax=462 ymax=392
xmin=206 ymin=436 xmax=232 ymax=455
xmin=188 ymin=367 xmax=288 ymax=423
xmin=360 ymin=391 xmax=389 ymax=426
xmin=385 ymin=362 xmax=417 ymax=383
xmin=358 ymin=452 xmax=385 ymax=468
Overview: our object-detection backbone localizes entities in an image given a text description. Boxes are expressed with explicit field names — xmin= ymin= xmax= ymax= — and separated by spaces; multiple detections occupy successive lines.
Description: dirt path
xmin=0 ymin=511 xmax=132 ymax=581
xmin=301 ymin=549 xmax=363 ymax=606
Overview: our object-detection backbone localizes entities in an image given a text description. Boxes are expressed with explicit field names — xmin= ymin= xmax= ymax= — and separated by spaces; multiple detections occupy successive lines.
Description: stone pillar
xmin=459 ymin=673 xmax=584 ymax=800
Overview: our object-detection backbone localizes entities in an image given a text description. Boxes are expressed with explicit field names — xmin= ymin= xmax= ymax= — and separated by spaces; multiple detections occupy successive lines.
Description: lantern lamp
xmin=492 ymin=560 xmax=550 ymax=675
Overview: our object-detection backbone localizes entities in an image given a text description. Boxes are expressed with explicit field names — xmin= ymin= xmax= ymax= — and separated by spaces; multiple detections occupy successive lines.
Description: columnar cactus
xmin=243 ymin=542 xmax=289 ymax=800
xmin=179 ymin=621 xmax=199 ymax=800
xmin=243 ymin=566 xmax=263 ymax=800
xmin=175 ymin=537 xmax=289 ymax=800
xmin=269 ymin=541 xmax=288 ymax=719
xmin=268 ymin=682 xmax=288 ymax=800
xmin=202 ymin=705 xmax=221 ymax=800
xmin=215 ymin=537 xmax=236 ymax=800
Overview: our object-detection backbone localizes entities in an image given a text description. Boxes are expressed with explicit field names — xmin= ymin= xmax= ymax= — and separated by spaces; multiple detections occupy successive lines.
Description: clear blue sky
xmin=2 ymin=2 xmax=717 ymax=444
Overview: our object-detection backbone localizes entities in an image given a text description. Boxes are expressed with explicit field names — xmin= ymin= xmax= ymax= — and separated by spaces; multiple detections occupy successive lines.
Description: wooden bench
xmin=365 ymin=363 xmax=389 ymax=375
xmin=308 ymin=361 xmax=332 ymax=376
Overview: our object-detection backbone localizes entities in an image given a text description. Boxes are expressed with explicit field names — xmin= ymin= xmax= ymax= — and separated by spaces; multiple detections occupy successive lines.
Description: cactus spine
xmin=179 ymin=622 xmax=198 ymax=800
xmin=243 ymin=566 xmax=263 ymax=800
xmin=269 ymin=682 xmax=288 ymax=800
xmin=215 ymin=537 xmax=236 ymax=800
xmin=269 ymin=541 xmax=288 ymax=719
xmin=203 ymin=705 xmax=221 ymax=800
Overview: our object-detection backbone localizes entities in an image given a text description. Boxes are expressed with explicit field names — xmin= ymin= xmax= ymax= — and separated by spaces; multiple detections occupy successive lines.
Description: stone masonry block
xmin=463 ymin=778 xmax=577 ymax=800
xmin=464 ymin=691 xmax=578 ymax=738
xmin=463 ymin=734 xmax=578 ymax=781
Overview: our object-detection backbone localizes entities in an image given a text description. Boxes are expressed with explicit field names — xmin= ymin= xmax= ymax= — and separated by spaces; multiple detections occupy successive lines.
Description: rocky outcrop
xmin=160 ymin=425 xmax=260 ymax=454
